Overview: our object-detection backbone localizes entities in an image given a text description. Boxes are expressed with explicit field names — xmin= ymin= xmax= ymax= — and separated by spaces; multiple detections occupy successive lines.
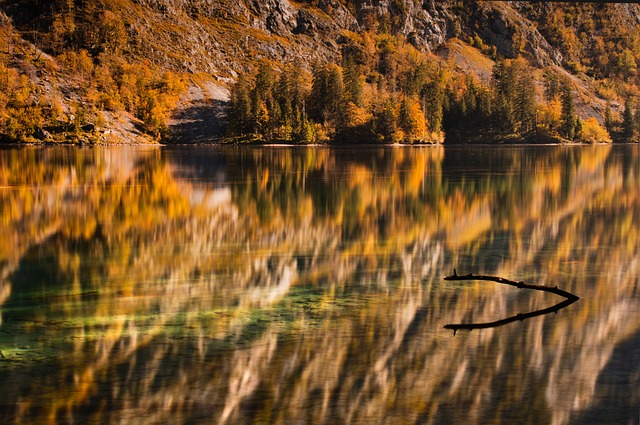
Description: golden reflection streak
xmin=0 ymin=145 xmax=637 ymax=424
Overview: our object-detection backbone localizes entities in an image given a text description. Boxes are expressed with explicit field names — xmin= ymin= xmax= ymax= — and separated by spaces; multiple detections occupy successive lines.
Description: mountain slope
xmin=0 ymin=0 xmax=640 ymax=143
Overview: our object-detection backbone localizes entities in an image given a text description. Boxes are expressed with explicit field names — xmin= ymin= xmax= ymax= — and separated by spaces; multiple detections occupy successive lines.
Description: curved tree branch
xmin=443 ymin=270 xmax=580 ymax=334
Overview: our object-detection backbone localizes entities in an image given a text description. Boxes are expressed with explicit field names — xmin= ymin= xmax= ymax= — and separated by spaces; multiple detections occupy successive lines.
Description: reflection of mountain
xmin=0 ymin=145 xmax=638 ymax=424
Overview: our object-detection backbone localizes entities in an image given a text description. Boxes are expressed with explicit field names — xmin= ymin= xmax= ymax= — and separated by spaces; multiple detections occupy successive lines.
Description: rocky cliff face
xmin=3 ymin=0 xmax=640 ymax=78
xmin=132 ymin=0 xmax=640 ymax=76
xmin=124 ymin=0 xmax=358 ymax=76
xmin=3 ymin=0 xmax=639 ymax=79
xmin=365 ymin=0 xmax=454 ymax=51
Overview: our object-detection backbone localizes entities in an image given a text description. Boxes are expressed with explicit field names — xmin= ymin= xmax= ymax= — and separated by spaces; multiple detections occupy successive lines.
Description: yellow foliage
xmin=539 ymin=98 xmax=562 ymax=132
xmin=400 ymin=97 xmax=427 ymax=142
xmin=59 ymin=50 xmax=94 ymax=79
xmin=6 ymin=105 xmax=43 ymax=140
xmin=579 ymin=117 xmax=612 ymax=143
xmin=344 ymin=102 xmax=371 ymax=127
xmin=13 ymin=74 xmax=33 ymax=106
xmin=0 ymin=63 xmax=19 ymax=95
xmin=99 ymin=10 xmax=128 ymax=54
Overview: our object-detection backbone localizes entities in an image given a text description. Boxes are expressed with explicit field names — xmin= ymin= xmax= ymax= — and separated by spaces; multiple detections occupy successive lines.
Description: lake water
xmin=0 ymin=144 xmax=638 ymax=424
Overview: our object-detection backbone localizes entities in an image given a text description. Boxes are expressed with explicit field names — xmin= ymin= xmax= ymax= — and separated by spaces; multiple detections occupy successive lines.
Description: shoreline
xmin=1 ymin=129 xmax=636 ymax=148
xmin=2 ymin=140 xmax=635 ymax=148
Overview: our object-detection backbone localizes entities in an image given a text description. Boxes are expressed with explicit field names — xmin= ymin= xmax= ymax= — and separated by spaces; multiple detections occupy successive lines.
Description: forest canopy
xmin=227 ymin=34 xmax=612 ymax=144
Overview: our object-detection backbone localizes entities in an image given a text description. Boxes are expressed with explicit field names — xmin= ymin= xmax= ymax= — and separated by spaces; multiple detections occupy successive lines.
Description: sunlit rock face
xmin=0 ymin=145 xmax=638 ymax=424
xmin=20 ymin=0 xmax=621 ymax=74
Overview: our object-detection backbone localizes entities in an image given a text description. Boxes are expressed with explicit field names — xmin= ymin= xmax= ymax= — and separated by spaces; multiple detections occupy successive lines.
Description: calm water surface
xmin=0 ymin=144 xmax=638 ymax=424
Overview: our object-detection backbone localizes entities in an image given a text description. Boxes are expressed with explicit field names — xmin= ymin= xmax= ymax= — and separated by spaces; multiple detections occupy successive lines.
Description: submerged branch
xmin=443 ymin=270 xmax=580 ymax=334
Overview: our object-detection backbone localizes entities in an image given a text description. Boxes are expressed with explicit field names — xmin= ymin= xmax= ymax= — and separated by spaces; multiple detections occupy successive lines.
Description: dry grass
xmin=440 ymin=38 xmax=495 ymax=84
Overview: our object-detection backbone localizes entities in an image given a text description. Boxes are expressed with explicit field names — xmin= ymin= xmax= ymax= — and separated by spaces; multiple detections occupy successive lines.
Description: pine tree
xmin=543 ymin=69 xmax=560 ymax=102
xmin=574 ymin=117 xmax=583 ymax=140
xmin=252 ymin=63 xmax=275 ymax=109
xmin=406 ymin=62 xmax=429 ymax=97
xmin=374 ymin=97 xmax=398 ymax=143
xmin=476 ymin=85 xmax=493 ymax=123
xmin=326 ymin=65 xmax=344 ymax=120
xmin=251 ymin=63 xmax=276 ymax=138
xmin=560 ymin=83 xmax=576 ymax=139
xmin=342 ymin=57 xmax=363 ymax=107
xmin=421 ymin=71 xmax=444 ymax=135
xmin=309 ymin=64 xmax=328 ymax=122
xmin=228 ymin=75 xmax=252 ymax=136
xmin=635 ymin=102 xmax=640 ymax=139
xmin=276 ymin=71 xmax=293 ymax=128
xmin=492 ymin=58 xmax=537 ymax=135
xmin=492 ymin=59 xmax=518 ymax=133
xmin=622 ymin=97 xmax=635 ymax=140
xmin=271 ymin=64 xmax=309 ymax=141
xmin=604 ymin=102 xmax=614 ymax=134
xmin=517 ymin=71 xmax=537 ymax=134
xmin=309 ymin=64 xmax=344 ymax=129
xmin=294 ymin=118 xmax=317 ymax=144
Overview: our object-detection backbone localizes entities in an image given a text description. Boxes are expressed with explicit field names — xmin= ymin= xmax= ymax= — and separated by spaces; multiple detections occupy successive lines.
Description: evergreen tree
xmin=406 ymin=62 xmax=429 ymax=97
xmin=604 ymin=102 xmax=614 ymax=134
xmin=492 ymin=58 xmax=537 ymax=134
xmin=635 ymin=102 xmax=640 ymax=139
xmin=492 ymin=59 xmax=518 ymax=133
xmin=476 ymin=85 xmax=493 ymax=123
xmin=421 ymin=70 xmax=444 ymax=134
xmin=326 ymin=65 xmax=344 ymax=120
xmin=309 ymin=64 xmax=327 ymax=122
xmin=274 ymin=72 xmax=294 ymax=140
xmin=543 ymin=69 xmax=560 ymax=102
xmin=274 ymin=64 xmax=308 ymax=139
xmin=462 ymin=76 xmax=479 ymax=115
xmin=574 ymin=117 xmax=583 ymax=140
xmin=252 ymin=63 xmax=275 ymax=107
xmin=309 ymin=63 xmax=344 ymax=129
xmin=516 ymin=71 xmax=537 ymax=134
xmin=290 ymin=64 xmax=307 ymax=119
xmin=622 ymin=97 xmax=635 ymax=140
xmin=560 ymin=83 xmax=576 ymax=139
xmin=251 ymin=63 xmax=277 ymax=138
xmin=294 ymin=118 xmax=317 ymax=144
xmin=342 ymin=58 xmax=363 ymax=107
xmin=374 ymin=97 xmax=398 ymax=143
xmin=228 ymin=75 xmax=253 ymax=136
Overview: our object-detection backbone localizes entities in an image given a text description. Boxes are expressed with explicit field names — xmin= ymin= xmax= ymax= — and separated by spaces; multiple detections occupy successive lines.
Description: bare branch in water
xmin=444 ymin=271 xmax=580 ymax=334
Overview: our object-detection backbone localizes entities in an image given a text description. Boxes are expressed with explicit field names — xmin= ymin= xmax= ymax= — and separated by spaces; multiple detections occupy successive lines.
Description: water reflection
xmin=0 ymin=145 xmax=638 ymax=424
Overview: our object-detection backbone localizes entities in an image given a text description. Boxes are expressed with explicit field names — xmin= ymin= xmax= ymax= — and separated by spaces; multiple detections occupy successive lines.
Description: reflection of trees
xmin=0 ymin=145 xmax=638 ymax=424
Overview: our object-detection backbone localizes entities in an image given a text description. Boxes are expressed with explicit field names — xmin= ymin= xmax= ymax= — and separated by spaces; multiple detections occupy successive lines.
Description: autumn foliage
xmin=1 ymin=0 xmax=636 ymax=143
xmin=228 ymin=34 xmax=610 ymax=144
